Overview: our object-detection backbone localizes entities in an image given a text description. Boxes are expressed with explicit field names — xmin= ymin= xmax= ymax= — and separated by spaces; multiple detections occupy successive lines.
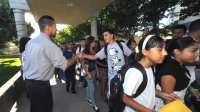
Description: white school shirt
xmin=123 ymin=68 xmax=155 ymax=112
xmin=76 ymin=47 xmax=84 ymax=54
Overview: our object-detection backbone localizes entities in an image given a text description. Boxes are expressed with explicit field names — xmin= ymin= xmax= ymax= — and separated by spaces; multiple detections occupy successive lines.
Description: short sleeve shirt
xmin=123 ymin=68 xmax=155 ymax=112
xmin=63 ymin=50 xmax=76 ymax=60
xmin=156 ymin=57 xmax=190 ymax=91
xmin=96 ymin=42 xmax=132 ymax=80
xmin=83 ymin=49 xmax=96 ymax=71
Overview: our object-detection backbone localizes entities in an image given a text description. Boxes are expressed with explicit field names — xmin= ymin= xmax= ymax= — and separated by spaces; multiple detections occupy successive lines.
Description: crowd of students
xmin=71 ymin=19 xmax=200 ymax=112
xmin=21 ymin=15 xmax=200 ymax=112
xmin=120 ymin=19 xmax=200 ymax=112
xmin=54 ymin=37 xmax=108 ymax=112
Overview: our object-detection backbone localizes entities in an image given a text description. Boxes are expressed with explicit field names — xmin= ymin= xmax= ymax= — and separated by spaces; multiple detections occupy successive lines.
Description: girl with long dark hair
xmin=95 ymin=37 xmax=108 ymax=101
xmin=81 ymin=36 xmax=99 ymax=112
xmin=155 ymin=37 xmax=199 ymax=110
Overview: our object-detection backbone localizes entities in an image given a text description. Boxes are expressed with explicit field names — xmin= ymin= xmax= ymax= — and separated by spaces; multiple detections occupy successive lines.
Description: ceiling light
xmin=67 ymin=2 xmax=74 ymax=7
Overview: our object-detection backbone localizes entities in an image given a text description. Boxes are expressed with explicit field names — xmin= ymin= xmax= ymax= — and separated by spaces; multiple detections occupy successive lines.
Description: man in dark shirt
xmin=166 ymin=25 xmax=187 ymax=51
xmin=63 ymin=41 xmax=77 ymax=95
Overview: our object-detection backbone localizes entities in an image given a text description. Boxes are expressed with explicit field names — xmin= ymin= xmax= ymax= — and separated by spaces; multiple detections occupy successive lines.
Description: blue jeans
xmin=58 ymin=70 xmax=66 ymax=80
xmin=84 ymin=70 xmax=96 ymax=106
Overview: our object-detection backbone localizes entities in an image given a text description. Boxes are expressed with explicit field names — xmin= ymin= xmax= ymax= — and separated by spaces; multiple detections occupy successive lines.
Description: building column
xmin=13 ymin=9 xmax=27 ymax=40
xmin=91 ymin=12 xmax=98 ymax=39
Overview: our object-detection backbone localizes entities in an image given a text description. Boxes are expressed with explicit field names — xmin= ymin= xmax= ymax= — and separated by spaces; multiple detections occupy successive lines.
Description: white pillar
xmin=13 ymin=9 xmax=27 ymax=40
xmin=91 ymin=12 xmax=98 ymax=39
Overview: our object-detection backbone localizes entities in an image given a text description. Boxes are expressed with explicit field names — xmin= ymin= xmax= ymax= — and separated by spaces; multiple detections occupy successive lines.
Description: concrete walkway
xmin=11 ymin=78 xmax=109 ymax=112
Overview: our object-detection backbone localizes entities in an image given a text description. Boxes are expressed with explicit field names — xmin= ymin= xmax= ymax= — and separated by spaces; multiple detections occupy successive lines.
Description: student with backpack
xmin=122 ymin=35 xmax=167 ymax=112
xmin=83 ymin=29 xmax=132 ymax=111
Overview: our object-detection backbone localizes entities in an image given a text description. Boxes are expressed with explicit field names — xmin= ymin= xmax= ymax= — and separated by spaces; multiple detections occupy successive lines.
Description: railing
xmin=0 ymin=54 xmax=20 ymax=58
xmin=0 ymin=71 xmax=24 ymax=112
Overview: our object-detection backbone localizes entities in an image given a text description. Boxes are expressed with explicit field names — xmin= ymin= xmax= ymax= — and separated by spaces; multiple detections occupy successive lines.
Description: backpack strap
xmin=104 ymin=40 xmax=125 ymax=57
xmin=132 ymin=63 xmax=148 ymax=98
xmin=116 ymin=40 xmax=125 ymax=57
xmin=104 ymin=44 xmax=108 ymax=56
xmin=79 ymin=46 xmax=81 ymax=52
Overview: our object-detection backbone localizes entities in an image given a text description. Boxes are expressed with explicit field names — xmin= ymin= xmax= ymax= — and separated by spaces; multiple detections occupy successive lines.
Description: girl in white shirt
xmin=123 ymin=35 xmax=167 ymax=112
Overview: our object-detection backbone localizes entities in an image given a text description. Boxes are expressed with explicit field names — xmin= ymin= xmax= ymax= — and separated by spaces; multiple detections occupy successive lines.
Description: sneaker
xmin=85 ymin=99 xmax=92 ymax=105
xmin=61 ymin=80 xmax=65 ymax=83
xmin=72 ymin=90 xmax=76 ymax=95
xmin=66 ymin=88 xmax=70 ymax=92
xmin=84 ymin=86 xmax=88 ymax=89
xmin=79 ymin=82 xmax=82 ymax=87
xmin=92 ymin=106 xmax=99 ymax=112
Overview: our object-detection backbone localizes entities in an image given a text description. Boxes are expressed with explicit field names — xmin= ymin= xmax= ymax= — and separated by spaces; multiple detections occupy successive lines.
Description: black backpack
xmin=110 ymin=62 xmax=148 ymax=112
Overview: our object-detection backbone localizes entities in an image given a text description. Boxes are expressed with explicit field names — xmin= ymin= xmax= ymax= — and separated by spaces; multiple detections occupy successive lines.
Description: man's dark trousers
xmin=26 ymin=79 xmax=53 ymax=112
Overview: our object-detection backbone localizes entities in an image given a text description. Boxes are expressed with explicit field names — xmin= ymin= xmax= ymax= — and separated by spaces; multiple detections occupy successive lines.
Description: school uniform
xmin=123 ymin=67 xmax=155 ymax=112
xmin=155 ymin=57 xmax=192 ymax=110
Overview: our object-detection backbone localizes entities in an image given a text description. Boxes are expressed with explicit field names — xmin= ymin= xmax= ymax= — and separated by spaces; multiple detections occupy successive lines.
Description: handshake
xmin=75 ymin=52 xmax=97 ymax=61
xmin=77 ymin=52 xmax=85 ymax=59
xmin=67 ymin=52 xmax=86 ymax=68
xmin=68 ymin=52 xmax=96 ymax=68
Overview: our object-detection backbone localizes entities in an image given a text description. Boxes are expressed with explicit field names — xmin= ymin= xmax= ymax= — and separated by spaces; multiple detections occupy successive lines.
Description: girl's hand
xmin=161 ymin=92 xmax=179 ymax=101
xmin=87 ymin=73 xmax=93 ymax=80
xmin=156 ymin=89 xmax=179 ymax=101
xmin=192 ymin=91 xmax=200 ymax=101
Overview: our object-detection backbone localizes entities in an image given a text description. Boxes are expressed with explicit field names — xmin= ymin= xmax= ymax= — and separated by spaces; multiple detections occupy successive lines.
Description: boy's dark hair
xmin=103 ymin=28 xmax=115 ymax=35
xmin=19 ymin=37 xmax=31 ymax=53
xmin=172 ymin=25 xmax=187 ymax=33
xmin=127 ymin=39 xmax=136 ymax=48
xmin=61 ymin=42 xmax=66 ymax=45
xmin=189 ymin=19 xmax=200 ymax=32
xmin=68 ymin=41 xmax=74 ymax=44
xmin=80 ymin=38 xmax=86 ymax=41
xmin=96 ymin=37 xmax=105 ymax=52
xmin=38 ymin=15 xmax=55 ymax=31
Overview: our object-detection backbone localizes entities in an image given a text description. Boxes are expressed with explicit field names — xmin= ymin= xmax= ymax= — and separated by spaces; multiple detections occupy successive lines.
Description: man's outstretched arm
xmin=67 ymin=52 xmax=83 ymax=68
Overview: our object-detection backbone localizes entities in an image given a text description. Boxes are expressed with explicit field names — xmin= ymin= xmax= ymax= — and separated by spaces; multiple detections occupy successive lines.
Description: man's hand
xmin=77 ymin=52 xmax=84 ymax=59
xmin=67 ymin=52 xmax=84 ymax=68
